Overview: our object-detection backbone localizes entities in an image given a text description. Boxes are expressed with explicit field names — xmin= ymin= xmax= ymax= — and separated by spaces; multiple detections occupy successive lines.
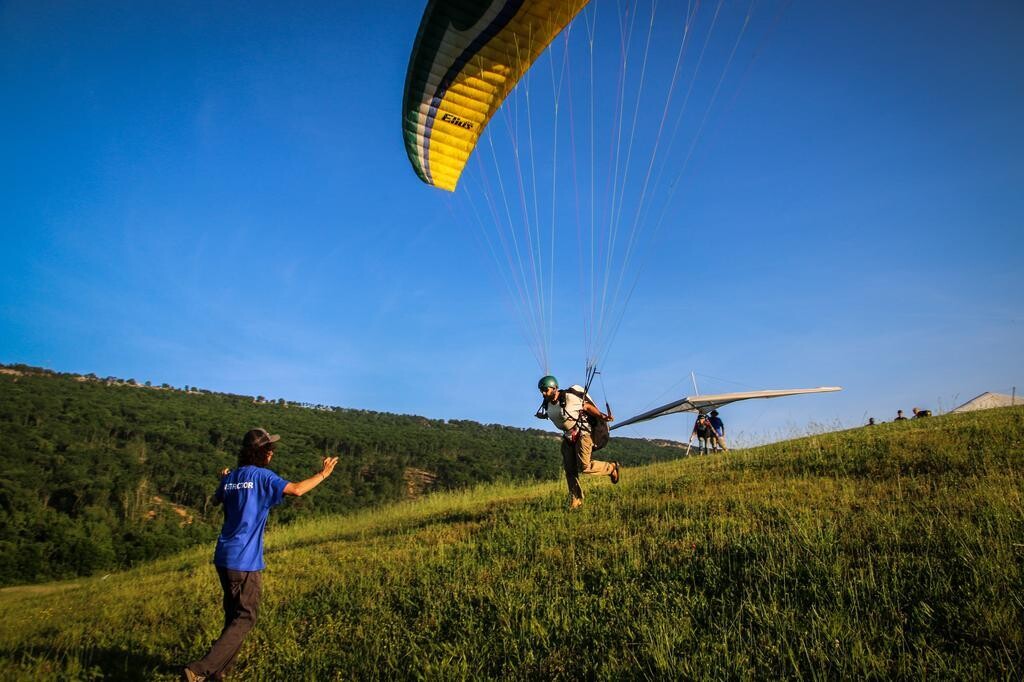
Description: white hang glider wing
xmin=611 ymin=387 xmax=843 ymax=430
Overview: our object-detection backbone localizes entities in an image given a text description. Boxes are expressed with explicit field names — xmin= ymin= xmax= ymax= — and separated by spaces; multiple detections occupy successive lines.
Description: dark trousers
xmin=189 ymin=567 xmax=262 ymax=679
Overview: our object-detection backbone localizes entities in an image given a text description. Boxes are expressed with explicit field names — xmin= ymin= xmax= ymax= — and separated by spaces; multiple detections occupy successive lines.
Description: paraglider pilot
xmin=537 ymin=375 xmax=619 ymax=509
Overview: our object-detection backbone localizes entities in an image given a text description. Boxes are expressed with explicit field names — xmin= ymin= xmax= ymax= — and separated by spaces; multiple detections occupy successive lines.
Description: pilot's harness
xmin=535 ymin=365 xmax=613 ymax=448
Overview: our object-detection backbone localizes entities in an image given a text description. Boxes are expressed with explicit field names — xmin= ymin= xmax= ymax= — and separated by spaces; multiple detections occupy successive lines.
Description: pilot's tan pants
xmin=561 ymin=432 xmax=614 ymax=504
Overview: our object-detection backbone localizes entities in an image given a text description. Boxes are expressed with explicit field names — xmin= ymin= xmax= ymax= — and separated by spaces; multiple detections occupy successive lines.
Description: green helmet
xmin=538 ymin=375 xmax=558 ymax=390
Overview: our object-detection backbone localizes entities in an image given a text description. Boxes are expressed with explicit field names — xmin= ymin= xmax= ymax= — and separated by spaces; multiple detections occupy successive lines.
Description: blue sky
xmin=2 ymin=1 xmax=1021 ymax=445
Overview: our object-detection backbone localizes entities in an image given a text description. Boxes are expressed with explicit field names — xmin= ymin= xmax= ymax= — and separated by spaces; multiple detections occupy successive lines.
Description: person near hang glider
xmin=690 ymin=414 xmax=716 ymax=455
xmin=536 ymin=375 xmax=619 ymax=510
xmin=709 ymin=410 xmax=728 ymax=452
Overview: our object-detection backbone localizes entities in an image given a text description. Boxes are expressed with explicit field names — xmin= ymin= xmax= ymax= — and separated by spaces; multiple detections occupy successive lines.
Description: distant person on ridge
xmin=912 ymin=407 xmax=932 ymax=418
xmin=184 ymin=428 xmax=338 ymax=682
xmin=894 ymin=410 xmax=908 ymax=421
xmin=536 ymin=375 xmax=619 ymax=510
xmin=709 ymin=410 xmax=728 ymax=451
xmin=867 ymin=417 xmax=877 ymax=426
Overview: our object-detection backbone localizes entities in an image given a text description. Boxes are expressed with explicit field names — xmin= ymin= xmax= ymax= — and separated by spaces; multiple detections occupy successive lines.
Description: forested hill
xmin=0 ymin=364 xmax=683 ymax=586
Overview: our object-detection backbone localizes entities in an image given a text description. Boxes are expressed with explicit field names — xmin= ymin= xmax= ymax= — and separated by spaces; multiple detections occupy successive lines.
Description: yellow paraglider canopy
xmin=402 ymin=0 xmax=590 ymax=191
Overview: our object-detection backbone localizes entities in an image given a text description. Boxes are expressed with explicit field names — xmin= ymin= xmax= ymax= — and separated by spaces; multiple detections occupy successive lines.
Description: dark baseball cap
xmin=243 ymin=428 xmax=281 ymax=450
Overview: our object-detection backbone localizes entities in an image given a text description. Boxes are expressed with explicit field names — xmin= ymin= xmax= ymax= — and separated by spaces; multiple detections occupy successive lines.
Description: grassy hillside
xmin=1 ymin=406 xmax=1021 ymax=680
xmin=0 ymin=365 xmax=680 ymax=586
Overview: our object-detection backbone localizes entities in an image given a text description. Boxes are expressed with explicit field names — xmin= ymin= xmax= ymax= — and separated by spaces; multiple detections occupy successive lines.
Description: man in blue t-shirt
xmin=184 ymin=428 xmax=338 ymax=682
xmin=709 ymin=410 xmax=728 ymax=452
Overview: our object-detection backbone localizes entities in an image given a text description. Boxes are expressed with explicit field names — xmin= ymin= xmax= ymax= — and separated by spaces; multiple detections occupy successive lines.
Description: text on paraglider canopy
xmin=441 ymin=112 xmax=474 ymax=130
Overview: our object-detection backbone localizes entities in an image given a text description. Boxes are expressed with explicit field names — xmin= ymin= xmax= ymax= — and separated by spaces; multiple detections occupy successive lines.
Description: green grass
xmin=2 ymin=407 xmax=1022 ymax=680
